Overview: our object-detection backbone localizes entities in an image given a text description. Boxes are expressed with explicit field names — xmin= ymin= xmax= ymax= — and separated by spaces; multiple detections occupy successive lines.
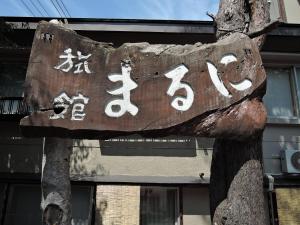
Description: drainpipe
xmin=266 ymin=174 xmax=275 ymax=225
xmin=267 ymin=174 xmax=274 ymax=192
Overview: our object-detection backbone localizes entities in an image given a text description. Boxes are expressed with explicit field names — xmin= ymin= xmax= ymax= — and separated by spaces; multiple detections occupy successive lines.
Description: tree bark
xmin=41 ymin=137 xmax=73 ymax=225
xmin=210 ymin=0 xmax=270 ymax=224
xmin=210 ymin=134 xmax=266 ymax=224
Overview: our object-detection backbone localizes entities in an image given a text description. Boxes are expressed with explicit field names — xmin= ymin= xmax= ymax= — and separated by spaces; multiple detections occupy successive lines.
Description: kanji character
xmin=54 ymin=48 xmax=76 ymax=72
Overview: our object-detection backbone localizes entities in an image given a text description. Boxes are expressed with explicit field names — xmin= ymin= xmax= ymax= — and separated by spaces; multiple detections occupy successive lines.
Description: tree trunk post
xmin=210 ymin=0 xmax=270 ymax=224
xmin=41 ymin=137 xmax=73 ymax=225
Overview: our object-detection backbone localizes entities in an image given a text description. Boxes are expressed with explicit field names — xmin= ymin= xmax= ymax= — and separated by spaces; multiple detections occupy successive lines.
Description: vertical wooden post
xmin=209 ymin=0 xmax=270 ymax=224
xmin=41 ymin=137 xmax=73 ymax=225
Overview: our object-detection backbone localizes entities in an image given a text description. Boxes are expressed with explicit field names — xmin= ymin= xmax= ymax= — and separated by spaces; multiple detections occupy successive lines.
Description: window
xmin=295 ymin=68 xmax=300 ymax=109
xmin=140 ymin=187 xmax=179 ymax=225
xmin=264 ymin=67 xmax=300 ymax=119
xmin=2 ymin=184 xmax=93 ymax=225
xmin=0 ymin=183 xmax=8 ymax=223
xmin=0 ymin=63 xmax=27 ymax=97
xmin=0 ymin=63 xmax=30 ymax=116
xmin=4 ymin=185 xmax=41 ymax=225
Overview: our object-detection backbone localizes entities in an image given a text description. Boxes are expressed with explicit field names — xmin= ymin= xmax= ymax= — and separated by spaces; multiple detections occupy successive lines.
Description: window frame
xmin=0 ymin=182 xmax=94 ymax=225
xmin=140 ymin=186 xmax=180 ymax=225
xmin=0 ymin=61 xmax=31 ymax=118
xmin=3 ymin=183 xmax=42 ymax=225
xmin=267 ymin=65 xmax=300 ymax=125
xmin=261 ymin=52 xmax=300 ymax=125
xmin=293 ymin=66 xmax=300 ymax=116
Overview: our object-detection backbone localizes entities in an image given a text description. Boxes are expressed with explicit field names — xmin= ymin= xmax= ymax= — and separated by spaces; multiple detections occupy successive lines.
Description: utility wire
xmin=54 ymin=0 xmax=67 ymax=17
xmin=58 ymin=0 xmax=71 ymax=17
xmin=29 ymin=0 xmax=45 ymax=17
xmin=20 ymin=0 xmax=36 ymax=17
xmin=37 ymin=0 xmax=50 ymax=17
xmin=50 ymin=0 xmax=63 ymax=17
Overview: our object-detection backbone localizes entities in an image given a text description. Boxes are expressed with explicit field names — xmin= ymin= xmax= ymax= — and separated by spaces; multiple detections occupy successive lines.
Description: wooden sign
xmin=20 ymin=22 xmax=266 ymax=138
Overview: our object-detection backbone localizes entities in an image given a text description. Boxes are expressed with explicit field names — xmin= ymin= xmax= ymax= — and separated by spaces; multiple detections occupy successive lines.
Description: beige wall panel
xmin=96 ymin=185 xmax=140 ymax=225
xmin=183 ymin=215 xmax=211 ymax=225
xmin=70 ymin=138 xmax=212 ymax=178
xmin=269 ymin=0 xmax=281 ymax=20
xmin=284 ymin=0 xmax=300 ymax=23
xmin=276 ymin=188 xmax=300 ymax=225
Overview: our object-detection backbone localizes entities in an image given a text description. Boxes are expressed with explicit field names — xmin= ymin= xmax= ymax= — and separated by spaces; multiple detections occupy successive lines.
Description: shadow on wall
xmin=70 ymin=139 xmax=109 ymax=176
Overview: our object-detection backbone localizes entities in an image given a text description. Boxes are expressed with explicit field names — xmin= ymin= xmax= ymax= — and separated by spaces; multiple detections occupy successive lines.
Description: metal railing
xmin=0 ymin=97 xmax=31 ymax=116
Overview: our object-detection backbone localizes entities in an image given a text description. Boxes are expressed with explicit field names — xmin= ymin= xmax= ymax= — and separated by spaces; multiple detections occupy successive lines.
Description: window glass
xmin=72 ymin=186 xmax=93 ymax=225
xmin=0 ymin=183 xmax=8 ymax=223
xmin=4 ymin=185 xmax=41 ymax=225
xmin=140 ymin=187 xmax=178 ymax=225
xmin=4 ymin=184 xmax=93 ymax=225
xmin=264 ymin=68 xmax=295 ymax=117
xmin=0 ymin=63 xmax=27 ymax=97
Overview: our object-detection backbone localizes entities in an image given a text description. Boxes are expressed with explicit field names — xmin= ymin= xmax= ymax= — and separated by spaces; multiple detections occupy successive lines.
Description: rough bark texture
xmin=213 ymin=160 xmax=265 ymax=225
xmin=215 ymin=0 xmax=270 ymax=48
xmin=210 ymin=135 xmax=266 ymax=224
xmin=210 ymin=0 xmax=270 ymax=224
xmin=41 ymin=137 xmax=73 ymax=225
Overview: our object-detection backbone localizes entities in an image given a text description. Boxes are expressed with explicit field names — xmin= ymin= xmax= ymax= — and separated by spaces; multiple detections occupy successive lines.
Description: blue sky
xmin=0 ymin=0 xmax=219 ymax=20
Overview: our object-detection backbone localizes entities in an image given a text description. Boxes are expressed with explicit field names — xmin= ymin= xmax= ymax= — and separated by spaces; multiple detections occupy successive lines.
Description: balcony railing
xmin=0 ymin=97 xmax=31 ymax=118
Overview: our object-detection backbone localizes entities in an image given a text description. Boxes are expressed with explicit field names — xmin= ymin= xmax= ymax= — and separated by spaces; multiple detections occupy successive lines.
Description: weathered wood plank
xmin=20 ymin=22 xmax=266 ymax=138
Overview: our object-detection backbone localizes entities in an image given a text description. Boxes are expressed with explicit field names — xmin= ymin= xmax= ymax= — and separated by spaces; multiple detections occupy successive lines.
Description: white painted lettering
xmin=54 ymin=48 xmax=92 ymax=74
xmin=165 ymin=64 xmax=194 ymax=111
xmin=207 ymin=54 xmax=252 ymax=98
xmin=50 ymin=92 xmax=89 ymax=121
xmin=105 ymin=62 xmax=138 ymax=117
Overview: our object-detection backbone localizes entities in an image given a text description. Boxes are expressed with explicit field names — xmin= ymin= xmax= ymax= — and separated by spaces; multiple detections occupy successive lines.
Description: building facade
xmin=0 ymin=1 xmax=300 ymax=224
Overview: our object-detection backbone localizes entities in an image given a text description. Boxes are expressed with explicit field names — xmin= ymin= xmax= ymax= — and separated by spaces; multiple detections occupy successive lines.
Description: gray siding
xmin=263 ymin=125 xmax=300 ymax=174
